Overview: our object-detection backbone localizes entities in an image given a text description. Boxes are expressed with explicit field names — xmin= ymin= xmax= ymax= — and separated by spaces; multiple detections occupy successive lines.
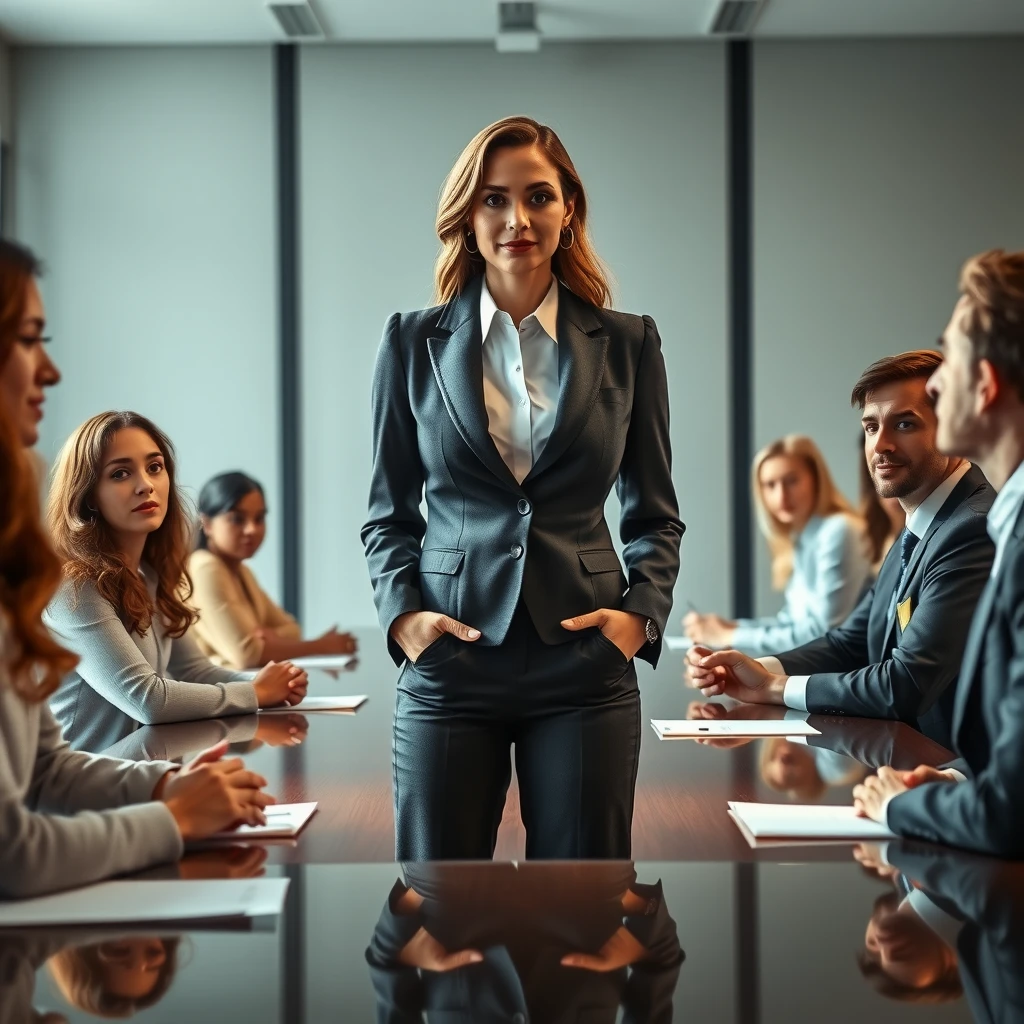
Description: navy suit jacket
xmin=888 ymin=497 xmax=1024 ymax=858
xmin=777 ymin=465 xmax=994 ymax=746
xmin=362 ymin=276 xmax=684 ymax=667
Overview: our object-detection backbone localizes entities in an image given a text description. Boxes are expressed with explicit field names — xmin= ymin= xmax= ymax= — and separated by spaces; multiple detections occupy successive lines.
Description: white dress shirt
xmin=779 ymin=461 xmax=972 ymax=711
xmin=480 ymin=277 xmax=560 ymax=484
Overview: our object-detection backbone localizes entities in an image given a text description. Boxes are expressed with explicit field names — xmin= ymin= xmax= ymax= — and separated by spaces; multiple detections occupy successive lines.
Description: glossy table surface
xmin=97 ymin=630 xmax=958 ymax=865
xmin=12 ymin=631 xmax=1021 ymax=1022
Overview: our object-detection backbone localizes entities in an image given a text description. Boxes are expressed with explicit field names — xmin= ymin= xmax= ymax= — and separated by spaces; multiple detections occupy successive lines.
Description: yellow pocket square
xmin=897 ymin=596 xmax=913 ymax=631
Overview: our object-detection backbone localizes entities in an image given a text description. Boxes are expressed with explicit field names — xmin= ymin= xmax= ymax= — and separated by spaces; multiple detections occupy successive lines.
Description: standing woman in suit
xmin=363 ymin=116 xmax=683 ymax=860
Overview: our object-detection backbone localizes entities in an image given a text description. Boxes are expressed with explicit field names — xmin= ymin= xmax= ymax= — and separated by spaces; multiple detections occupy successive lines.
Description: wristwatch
xmin=644 ymin=617 xmax=660 ymax=645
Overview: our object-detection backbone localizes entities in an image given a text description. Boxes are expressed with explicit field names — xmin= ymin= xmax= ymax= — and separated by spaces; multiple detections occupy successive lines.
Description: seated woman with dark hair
xmin=44 ymin=413 xmax=308 ymax=752
xmin=189 ymin=471 xmax=356 ymax=670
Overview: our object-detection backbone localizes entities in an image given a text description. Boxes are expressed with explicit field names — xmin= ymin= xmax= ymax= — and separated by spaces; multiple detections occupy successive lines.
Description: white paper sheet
xmin=260 ymin=695 xmax=367 ymax=714
xmin=728 ymin=801 xmax=896 ymax=840
xmin=0 ymin=879 xmax=290 ymax=929
xmin=663 ymin=636 xmax=693 ymax=651
xmin=205 ymin=802 xmax=318 ymax=841
xmin=651 ymin=719 xmax=820 ymax=738
xmin=288 ymin=654 xmax=356 ymax=671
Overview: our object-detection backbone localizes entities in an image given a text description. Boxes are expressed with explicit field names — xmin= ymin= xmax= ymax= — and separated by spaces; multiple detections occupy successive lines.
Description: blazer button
xmin=517 ymin=499 xmax=531 ymax=515
xmin=510 ymin=544 xmax=524 ymax=559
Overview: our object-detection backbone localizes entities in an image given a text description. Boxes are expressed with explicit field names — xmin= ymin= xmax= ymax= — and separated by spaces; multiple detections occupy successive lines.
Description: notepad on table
xmin=663 ymin=636 xmax=693 ymax=651
xmin=288 ymin=654 xmax=356 ymax=671
xmin=0 ymin=879 xmax=290 ymax=929
xmin=651 ymin=719 xmax=820 ymax=739
xmin=204 ymin=802 xmax=318 ymax=841
xmin=728 ymin=801 xmax=896 ymax=845
xmin=260 ymin=695 xmax=367 ymax=714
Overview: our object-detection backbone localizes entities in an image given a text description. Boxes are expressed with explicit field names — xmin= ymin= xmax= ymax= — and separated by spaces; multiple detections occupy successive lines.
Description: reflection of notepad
xmin=260 ymin=695 xmax=367 ymax=714
xmin=651 ymin=719 xmax=819 ymax=739
xmin=728 ymin=801 xmax=895 ymax=842
xmin=0 ymin=879 xmax=291 ymax=928
xmin=205 ymin=802 xmax=318 ymax=841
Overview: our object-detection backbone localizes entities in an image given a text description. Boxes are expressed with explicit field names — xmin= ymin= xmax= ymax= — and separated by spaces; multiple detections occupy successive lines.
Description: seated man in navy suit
xmin=687 ymin=350 xmax=994 ymax=747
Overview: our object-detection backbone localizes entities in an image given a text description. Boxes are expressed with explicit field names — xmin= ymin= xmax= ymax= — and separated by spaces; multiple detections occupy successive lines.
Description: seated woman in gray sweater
xmin=44 ymin=410 xmax=309 ymax=752
xmin=0 ymin=236 xmax=274 ymax=898
xmin=684 ymin=435 xmax=870 ymax=657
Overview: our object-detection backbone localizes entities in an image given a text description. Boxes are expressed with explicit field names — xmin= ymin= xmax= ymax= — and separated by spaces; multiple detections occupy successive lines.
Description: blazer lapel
xmin=882 ymin=468 xmax=983 ymax=649
xmin=525 ymin=284 xmax=609 ymax=482
xmin=426 ymin=277 xmax=522 ymax=492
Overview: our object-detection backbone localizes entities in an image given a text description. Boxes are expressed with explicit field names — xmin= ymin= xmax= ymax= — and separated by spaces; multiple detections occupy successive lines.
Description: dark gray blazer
xmin=362 ymin=277 xmax=684 ymax=668
xmin=776 ymin=465 xmax=995 ymax=746
xmin=888 ymin=498 xmax=1024 ymax=858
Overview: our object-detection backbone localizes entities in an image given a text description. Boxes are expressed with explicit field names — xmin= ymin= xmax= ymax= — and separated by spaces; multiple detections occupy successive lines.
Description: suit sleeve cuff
xmin=783 ymin=676 xmax=810 ymax=712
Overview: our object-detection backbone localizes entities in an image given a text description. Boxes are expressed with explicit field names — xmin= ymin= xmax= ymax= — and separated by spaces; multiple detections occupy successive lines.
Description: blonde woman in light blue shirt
xmin=685 ymin=435 xmax=870 ymax=657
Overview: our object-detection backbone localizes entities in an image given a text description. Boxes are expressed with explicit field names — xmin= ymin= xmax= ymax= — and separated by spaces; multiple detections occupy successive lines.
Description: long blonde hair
xmin=434 ymin=116 xmax=610 ymax=308
xmin=752 ymin=435 xmax=856 ymax=590
xmin=47 ymin=411 xmax=198 ymax=639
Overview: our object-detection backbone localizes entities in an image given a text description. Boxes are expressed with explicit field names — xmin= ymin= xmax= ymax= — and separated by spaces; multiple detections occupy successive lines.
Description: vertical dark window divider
xmin=727 ymin=38 xmax=760 ymax=1024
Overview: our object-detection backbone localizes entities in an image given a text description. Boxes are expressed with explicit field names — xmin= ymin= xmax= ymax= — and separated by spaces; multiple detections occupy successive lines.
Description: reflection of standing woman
xmin=363 ymin=116 xmax=683 ymax=860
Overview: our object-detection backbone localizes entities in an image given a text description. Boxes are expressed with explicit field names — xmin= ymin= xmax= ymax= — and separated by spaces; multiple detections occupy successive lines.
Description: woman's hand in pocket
xmin=390 ymin=611 xmax=481 ymax=664
xmin=561 ymin=609 xmax=648 ymax=659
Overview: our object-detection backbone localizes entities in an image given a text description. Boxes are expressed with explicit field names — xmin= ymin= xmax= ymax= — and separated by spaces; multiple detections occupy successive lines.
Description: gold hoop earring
xmin=559 ymin=227 xmax=575 ymax=250
xmin=463 ymin=232 xmax=479 ymax=255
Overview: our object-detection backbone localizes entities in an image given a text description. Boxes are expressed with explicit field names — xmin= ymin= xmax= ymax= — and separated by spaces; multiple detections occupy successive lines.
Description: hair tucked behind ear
xmin=48 ymin=411 xmax=198 ymax=639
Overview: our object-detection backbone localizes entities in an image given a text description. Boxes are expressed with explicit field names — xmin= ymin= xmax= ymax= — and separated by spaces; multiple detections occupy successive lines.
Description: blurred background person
xmin=685 ymin=435 xmax=869 ymax=656
xmin=189 ymin=470 xmax=356 ymax=669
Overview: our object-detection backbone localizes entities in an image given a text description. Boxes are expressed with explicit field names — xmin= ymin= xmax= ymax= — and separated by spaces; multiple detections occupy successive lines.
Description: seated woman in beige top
xmin=190 ymin=472 xmax=357 ymax=670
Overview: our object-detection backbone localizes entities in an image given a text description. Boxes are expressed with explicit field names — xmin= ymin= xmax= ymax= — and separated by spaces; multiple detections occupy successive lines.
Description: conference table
xmin=13 ymin=632 xmax=1021 ymax=1022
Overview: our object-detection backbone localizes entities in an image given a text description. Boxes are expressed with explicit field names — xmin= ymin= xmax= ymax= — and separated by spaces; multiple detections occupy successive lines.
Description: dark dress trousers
xmin=887 ymin=499 xmax=1024 ymax=858
xmin=776 ymin=465 xmax=994 ymax=746
xmin=362 ymin=277 xmax=683 ymax=860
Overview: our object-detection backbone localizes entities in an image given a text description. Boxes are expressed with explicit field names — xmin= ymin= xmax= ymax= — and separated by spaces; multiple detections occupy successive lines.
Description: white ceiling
xmin=1 ymin=0 xmax=1023 ymax=46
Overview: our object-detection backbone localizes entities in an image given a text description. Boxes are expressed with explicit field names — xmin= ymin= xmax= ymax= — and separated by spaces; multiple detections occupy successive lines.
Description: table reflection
xmin=855 ymin=840 xmax=1024 ymax=1021
xmin=366 ymin=862 xmax=683 ymax=1023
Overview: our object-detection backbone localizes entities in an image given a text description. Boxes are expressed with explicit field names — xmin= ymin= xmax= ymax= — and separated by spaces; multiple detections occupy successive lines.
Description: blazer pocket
xmin=419 ymin=548 xmax=465 ymax=575
xmin=578 ymin=549 xmax=623 ymax=574
xmin=598 ymin=387 xmax=628 ymax=405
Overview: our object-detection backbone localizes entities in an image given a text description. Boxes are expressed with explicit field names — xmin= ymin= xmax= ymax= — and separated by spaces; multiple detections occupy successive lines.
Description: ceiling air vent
xmin=708 ymin=0 xmax=766 ymax=36
xmin=497 ymin=2 xmax=540 ymax=53
xmin=267 ymin=0 xmax=325 ymax=40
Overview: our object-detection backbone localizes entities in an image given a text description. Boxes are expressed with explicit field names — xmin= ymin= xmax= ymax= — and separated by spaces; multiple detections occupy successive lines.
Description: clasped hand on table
xmin=390 ymin=608 xmax=649 ymax=665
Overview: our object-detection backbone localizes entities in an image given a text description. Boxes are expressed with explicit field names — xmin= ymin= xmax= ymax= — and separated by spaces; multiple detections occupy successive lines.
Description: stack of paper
xmin=205 ymin=802 xmax=318 ymax=841
xmin=289 ymin=654 xmax=356 ymax=671
xmin=663 ymin=636 xmax=693 ymax=652
xmin=260 ymin=695 xmax=367 ymax=714
xmin=0 ymin=879 xmax=290 ymax=928
xmin=728 ymin=801 xmax=896 ymax=848
xmin=651 ymin=719 xmax=820 ymax=739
